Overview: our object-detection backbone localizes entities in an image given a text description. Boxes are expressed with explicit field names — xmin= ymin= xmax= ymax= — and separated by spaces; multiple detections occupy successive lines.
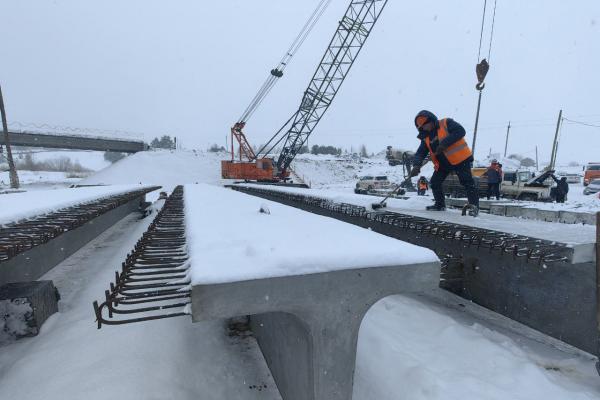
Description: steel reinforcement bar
xmin=0 ymin=186 xmax=160 ymax=262
xmin=230 ymin=185 xmax=570 ymax=265
xmin=93 ymin=185 xmax=190 ymax=327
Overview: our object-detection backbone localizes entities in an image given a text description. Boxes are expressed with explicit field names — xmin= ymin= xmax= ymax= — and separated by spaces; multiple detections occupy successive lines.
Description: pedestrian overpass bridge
xmin=1 ymin=130 xmax=148 ymax=153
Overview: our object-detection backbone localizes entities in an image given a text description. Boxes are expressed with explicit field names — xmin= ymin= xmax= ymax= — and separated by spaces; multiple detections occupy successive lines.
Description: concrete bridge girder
xmin=1 ymin=131 xmax=148 ymax=153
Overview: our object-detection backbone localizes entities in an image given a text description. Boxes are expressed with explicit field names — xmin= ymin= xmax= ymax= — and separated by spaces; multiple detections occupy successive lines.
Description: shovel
xmin=371 ymin=176 xmax=412 ymax=210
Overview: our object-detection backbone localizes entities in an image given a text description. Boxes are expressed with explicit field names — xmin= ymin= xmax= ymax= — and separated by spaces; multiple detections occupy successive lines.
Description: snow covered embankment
xmin=82 ymin=150 xmax=225 ymax=189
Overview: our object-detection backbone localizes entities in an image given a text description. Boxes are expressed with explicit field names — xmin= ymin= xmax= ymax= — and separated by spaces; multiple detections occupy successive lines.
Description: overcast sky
xmin=1 ymin=0 xmax=599 ymax=164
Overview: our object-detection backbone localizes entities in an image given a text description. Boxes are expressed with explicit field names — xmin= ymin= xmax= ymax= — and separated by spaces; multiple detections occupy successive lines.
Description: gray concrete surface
xmin=231 ymin=186 xmax=599 ymax=354
xmin=0 ymin=280 xmax=58 ymax=339
xmin=0 ymin=130 xmax=147 ymax=153
xmin=384 ymin=206 xmax=596 ymax=264
xmin=0 ymin=196 xmax=143 ymax=285
xmin=537 ymin=209 xmax=560 ymax=222
xmin=192 ymin=262 xmax=440 ymax=400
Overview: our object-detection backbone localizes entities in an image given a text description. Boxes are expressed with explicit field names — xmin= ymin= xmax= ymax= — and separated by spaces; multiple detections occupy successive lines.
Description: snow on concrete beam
xmin=0 ymin=184 xmax=156 ymax=226
xmin=235 ymin=184 xmax=597 ymax=264
xmin=185 ymin=184 xmax=439 ymax=400
xmin=185 ymin=184 xmax=438 ymax=284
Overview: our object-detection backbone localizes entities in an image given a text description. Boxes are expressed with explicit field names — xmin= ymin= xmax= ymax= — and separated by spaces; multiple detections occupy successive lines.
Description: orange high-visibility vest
xmin=424 ymin=119 xmax=472 ymax=170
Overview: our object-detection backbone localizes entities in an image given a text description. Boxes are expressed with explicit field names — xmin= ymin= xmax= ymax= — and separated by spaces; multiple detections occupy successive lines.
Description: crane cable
xmin=471 ymin=0 xmax=498 ymax=157
xmin=475 ymin=0 xmax=497 ymax=90
xmin=238 ymin=0 xmax=333 ymax=124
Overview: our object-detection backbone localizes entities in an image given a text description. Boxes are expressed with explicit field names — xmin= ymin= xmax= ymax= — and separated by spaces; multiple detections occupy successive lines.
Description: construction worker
xmin=409 ymin=110 xmax=479 ymax=214
xmin=551 ymin=175 xmax=569 ymax=203
xmin=417 ymin=176 xmax=429 ymax=196
xmin=483 ymin=159 xmax=502 ymax=200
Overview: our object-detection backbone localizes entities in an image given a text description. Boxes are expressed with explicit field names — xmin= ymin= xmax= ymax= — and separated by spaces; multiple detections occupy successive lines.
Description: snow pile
xmin=522 ymin=197 xmax=600 ymax=213
xmin=0 ymin=184 xmax=154 ymax=225
xmin=184 ymin=184 xmax=438 ymax=285
xmin=0 ymin=299 xmax=33 ymax=343
xmin=81 ymin=149 xmax=225 ymax=189
xmin=354 ymin=295 xmax=600 ymax=400
xmin=292 ymin=153 xmax=434 ymax=189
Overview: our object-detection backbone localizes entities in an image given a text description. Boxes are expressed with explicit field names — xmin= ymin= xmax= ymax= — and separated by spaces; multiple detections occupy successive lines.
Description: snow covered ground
xmin=355 ymin=294 xmax=600 ymax=400
xmin=1 ymin=150 xmax=599 ymax=399
xmin=0 ymin=212 xmax=598 ymax=399
xmin=0 ymin=170 xmax=84 ymax=190
xmin=293 ymin=154 xmax=600 ymax=212
xmin=0 ymin=151 xmax=109 ymax=190
xmin=30 ymin=150 xmax=111 ymax=171
xmin=0 ymin=212 xmax=281 ymax=400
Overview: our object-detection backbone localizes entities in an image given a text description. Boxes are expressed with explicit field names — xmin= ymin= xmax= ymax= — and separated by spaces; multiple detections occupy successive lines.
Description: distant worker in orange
xmin=483 ymin=159 xmax=503 ymax=200
xmin=409 ymin=110 xmax=479 ymax=215
xmin=417 ymin=176 xmax=429 ymax=196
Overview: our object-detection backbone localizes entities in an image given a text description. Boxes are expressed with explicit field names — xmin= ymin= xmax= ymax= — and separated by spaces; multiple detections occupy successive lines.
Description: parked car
xmin=584 ymin=163 xmax=600 ymax=186
xmin=583 ymin=179 xmax=600 ymax=195
xmin=557 ymin=171 xmax=581 ymax=184
xmin=442 ymin=169 xmax=556 ymax=201
xmin=501 ymin=170 xmax=555 ymax=201
xmin=355 ymin=175 xmax=391 ymax=193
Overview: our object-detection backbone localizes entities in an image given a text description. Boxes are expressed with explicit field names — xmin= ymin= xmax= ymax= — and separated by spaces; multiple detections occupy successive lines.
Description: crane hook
xmin=475 ymin=58 xmax=489 ymax=91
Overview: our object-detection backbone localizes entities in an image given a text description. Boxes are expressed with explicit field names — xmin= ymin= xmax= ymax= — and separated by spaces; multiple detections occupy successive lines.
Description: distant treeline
xmin=151 ymin=135 xmax=176 ymax=149
xmin=308 ymin=145 xmax=342 ymax=156
xmin=15 ymin=153 xmax=91 ymax=173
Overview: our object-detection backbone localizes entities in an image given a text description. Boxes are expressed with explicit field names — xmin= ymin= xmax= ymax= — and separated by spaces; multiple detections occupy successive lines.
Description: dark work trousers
xmin=430 ymin=161 xmax=479 ymax=207
xmin=556 ymin=194 xmax=566 ymax=203
xmin=487 ymin=183 xmax=500 ymax=200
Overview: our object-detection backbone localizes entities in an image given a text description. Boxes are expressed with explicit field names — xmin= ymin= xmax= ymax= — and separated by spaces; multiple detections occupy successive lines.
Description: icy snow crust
xmin=0 ymin=184 xmax=153 ymax=225
xmin=184 ymin=184 xmax=438 ymax=285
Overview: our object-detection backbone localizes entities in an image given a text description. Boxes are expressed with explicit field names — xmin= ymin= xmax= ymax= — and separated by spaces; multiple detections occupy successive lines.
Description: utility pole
xmin=0 ymin=84 xmax=19 ymax=189
xmin=535 ymin=146 xmax=539 ymax=171
xmin=503 ymin=121 xmax=511 ymax=158
xmin=549 ymin=109 xmax=562 ymax=170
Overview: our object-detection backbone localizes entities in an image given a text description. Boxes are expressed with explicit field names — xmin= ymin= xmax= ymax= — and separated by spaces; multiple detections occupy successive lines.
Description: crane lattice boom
xmin=272 ymin=0 xmax=388 ymax=176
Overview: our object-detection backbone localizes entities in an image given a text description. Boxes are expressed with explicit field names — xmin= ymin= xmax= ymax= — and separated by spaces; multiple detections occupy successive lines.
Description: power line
xmin=562 ymin=117 xmax=600 ymax=129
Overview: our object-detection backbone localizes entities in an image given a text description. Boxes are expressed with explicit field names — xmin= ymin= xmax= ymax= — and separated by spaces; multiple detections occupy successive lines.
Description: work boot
xmin=426 ymin=204 xmax=446 ymax=211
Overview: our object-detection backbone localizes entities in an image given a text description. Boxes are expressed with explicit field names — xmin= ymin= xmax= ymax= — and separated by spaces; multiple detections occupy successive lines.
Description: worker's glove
xmin=434 ymin=142 xmax=448 ymax=156
xmin=409 ymin=165 xmax=421 ymax=177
